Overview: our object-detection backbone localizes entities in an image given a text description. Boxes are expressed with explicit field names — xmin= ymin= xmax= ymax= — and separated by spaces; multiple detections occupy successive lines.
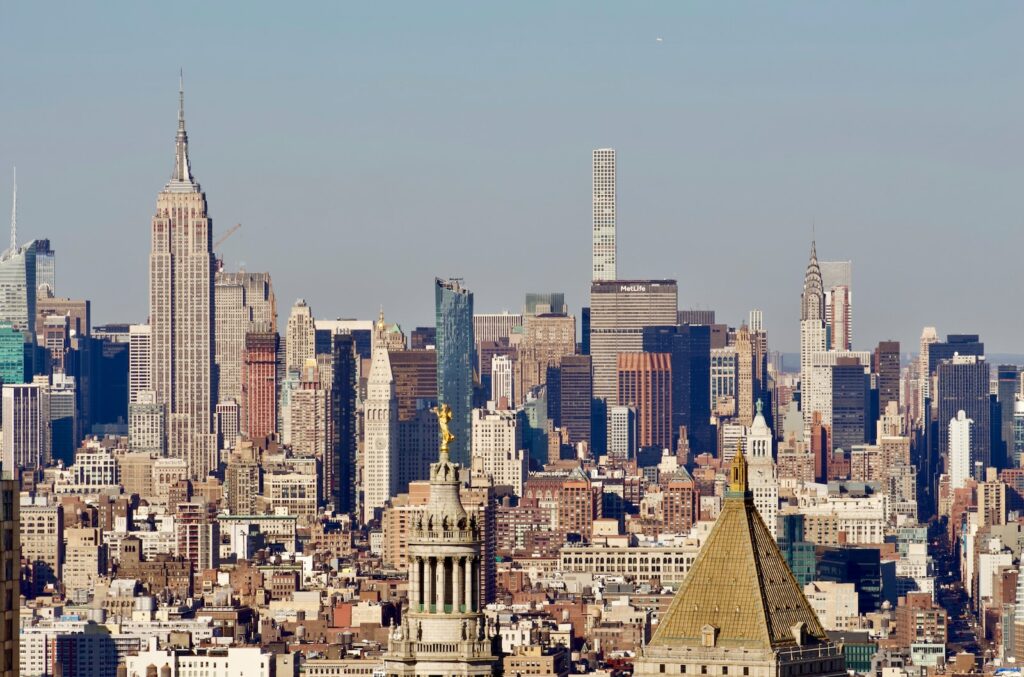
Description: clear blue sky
xmin=2 ymin=2 xmax=1022 ymax=353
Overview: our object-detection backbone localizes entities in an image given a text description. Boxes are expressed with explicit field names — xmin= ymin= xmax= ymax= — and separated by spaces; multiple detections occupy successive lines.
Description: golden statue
xmin=433 ymin=403 xmax=455 ymax=458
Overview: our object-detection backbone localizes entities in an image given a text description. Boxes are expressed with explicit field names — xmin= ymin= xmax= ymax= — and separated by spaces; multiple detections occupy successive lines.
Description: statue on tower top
xmin=433 ymin=403 xmax=456 ymax=460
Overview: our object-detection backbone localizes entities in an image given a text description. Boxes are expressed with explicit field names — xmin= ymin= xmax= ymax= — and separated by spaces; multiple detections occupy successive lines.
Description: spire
xmin=169 ymin=70 xmax=196 ymax=190
xmin=801 ymin=234 xmax=824 ymax=321
xmin=8 ymin=167 xmax=16 ymax=254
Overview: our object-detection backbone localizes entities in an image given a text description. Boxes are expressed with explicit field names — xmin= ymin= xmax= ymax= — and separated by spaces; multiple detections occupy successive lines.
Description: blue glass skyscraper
xmin=435 ymin=278 xmax=474 ymax=466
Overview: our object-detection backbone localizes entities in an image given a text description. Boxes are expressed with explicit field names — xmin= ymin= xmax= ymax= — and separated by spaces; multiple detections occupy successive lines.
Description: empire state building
xmin=149 ymin=79 xmax=218 ymax=479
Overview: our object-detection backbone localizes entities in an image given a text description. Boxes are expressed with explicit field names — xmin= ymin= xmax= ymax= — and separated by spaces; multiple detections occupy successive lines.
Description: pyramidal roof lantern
xmin=727 ymin=441 xmax=749 ymax=497
xmin=647 ymin=438 xmax=832 ymax=653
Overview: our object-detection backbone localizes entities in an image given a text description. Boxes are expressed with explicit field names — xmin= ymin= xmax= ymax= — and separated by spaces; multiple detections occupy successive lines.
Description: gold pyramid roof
xmin=649 ymin=447 xmax=829 ymax=650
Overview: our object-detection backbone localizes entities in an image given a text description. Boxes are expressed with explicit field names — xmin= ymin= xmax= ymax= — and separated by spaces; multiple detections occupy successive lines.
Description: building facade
xmin=616 ymin=352 xmax=672 ymax=451
xmin=800 ymin=240 xmax=827 ymax=418
xmin=589 ymin=280 xmax=678 ymax=405
xmin=592 ymin=148 xmax=616 ymax=281
xmin=149 ymin=83 xmax=217 ymax=480
xmin=364 ymin=330 xmax=399 ymax=523
xmin=435 ymin=278 xmax=475 ymax=466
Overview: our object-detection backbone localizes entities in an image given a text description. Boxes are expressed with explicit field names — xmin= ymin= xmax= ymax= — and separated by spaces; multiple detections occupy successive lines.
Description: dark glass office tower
xmin=435 ymin=278 xmax=475 ymax=466
xmin=777 ymin=514 xmax=815 ymax=587
xmin=831 ymin=358 xmax=868 ymax=453
xmin=873 ymin=340 xmax=900 ymax=408
xmin=642 ymin=324 xmax=712 ymax=454
xmin=557 ymin=355 xmax=592 ymax=447
xmin=998 ymin=365 xmax=1020 ymax=469
xmin=580 ymin=307 xmax=590 ymax=355
xmin=927 ymin=334 xmax=984 ymax=376
xmin=937 ymin=356 xmax=991 ymax=470
xmin=330 ymin=333 xmax=357 ymax=513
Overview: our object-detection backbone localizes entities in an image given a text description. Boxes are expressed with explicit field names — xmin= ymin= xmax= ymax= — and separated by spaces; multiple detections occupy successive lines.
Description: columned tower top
xmin=383 ymin=402 xmax=497 ymax=675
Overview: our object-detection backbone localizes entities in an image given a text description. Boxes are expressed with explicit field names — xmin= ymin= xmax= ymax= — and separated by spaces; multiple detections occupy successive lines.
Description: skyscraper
xmin=711 ymin=346 xmax=737 ymax=415
xmin=149 ymin=80 xmax=217 ymax=480
xmin=748 ymin=308 xmax=764 ymax=333
xmin=832 ymin=357 xmax=869 ymax=453
xmin=128 ymin=323 xmax=152 ymax=405
xmin=592 ymin=148 xmax=616 ymax=281
xmin=489 ymin=354 xmax=513 ymax=407
xmin=329 ymin=333 xmax=358 ymax=514
xmin=242 ymin=331 xmax=278 ymax=440
xmin=553 ymin=354 xmax=592 ymax=448
xmin=821 ymin=259 xmax=852 ymax=349
xmin=0 ymin=168 xmax=37 ymax=346
xmin=32 ymin=238 xmax=55 ymax=296
xmin=800 ymin=240 xmax=826 ymax=415
xmin=0 ymin=472 xmax=18 ymax=677
xmin=735 ymin=323 xmax=755 ymax=426
xmin=2 ymin=381 xmax=50 ymax=472
xmin=214 ymin=271 xmax=276 ymax=407
xmin=289 ymin=359 xmax=330 ymax=460
xmin=803 ymin=350 xmax=872 ymax=430
xmin=435 ymin=278 xmax=474 ymax=466
xmin=589 ymin=279 xmax=678 ymax=404
xmin=747 ymin=401 xmax=779 ymax=538
xmin=937 ymin=354 xmax=991 ymax=471
xmin=0 ymin=325 xmax=25 ymax=385
xmin=472 ymin=311 xmax=521 ymax=346
xmin=874 ymin=340 xmax=901 ymax=410
xmin=364 ymin=321 xmax=399 ymax=524
xmin=998 ymin=365 xmax=1021 ymax=469
xmin=927 ymin=334 xmax=985 ymax=376
xmin=1013 ymin=400 xmax=1024 ymax=467
xmin=607 ymin=405 xmax=637 ymax=462
xmin=617 ymin=352 xmax=672 ymax=451
xmin=949 ymin=410 xmax=973 ymax=490
xmin=642 ymin=324 xmax=712 ymax=453
xmin=828 ymin=284 xmax=852 ymax=351
xmin=286 ymin=299 xmax=315 ymax=377
xmin=524 ymin=291 xmax=567 ymax=316
xmin=513 ymin=311 xmax=575 ymax=405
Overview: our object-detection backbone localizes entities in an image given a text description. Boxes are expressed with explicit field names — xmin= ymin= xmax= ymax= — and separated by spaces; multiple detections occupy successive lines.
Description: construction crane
xmin=214 ymin=223 xmax=242 ymax=249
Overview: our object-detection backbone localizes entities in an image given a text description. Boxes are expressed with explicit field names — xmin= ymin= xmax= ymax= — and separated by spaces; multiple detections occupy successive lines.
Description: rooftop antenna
xmin=9 ymin=167 xmax=16 ymax=254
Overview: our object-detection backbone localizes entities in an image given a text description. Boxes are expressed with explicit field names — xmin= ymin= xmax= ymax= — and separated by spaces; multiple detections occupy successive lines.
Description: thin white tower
xmin=592 ymin=148 xmax=616 ymax=281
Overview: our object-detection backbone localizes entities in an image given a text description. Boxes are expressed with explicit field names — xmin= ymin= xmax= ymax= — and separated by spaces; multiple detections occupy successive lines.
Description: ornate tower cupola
xmin=383 ymin=403 xmax=498 ymax=676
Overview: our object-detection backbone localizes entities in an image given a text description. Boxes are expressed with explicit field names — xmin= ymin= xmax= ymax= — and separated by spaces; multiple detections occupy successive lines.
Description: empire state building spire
xmin=150 ymin=74 xmax=216 ymax=480
xmin=168 ymin=71 xmax=197 ymax=191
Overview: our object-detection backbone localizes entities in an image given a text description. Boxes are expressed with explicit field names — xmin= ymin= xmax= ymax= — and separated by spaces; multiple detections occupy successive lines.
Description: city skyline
xmin=1 ymin=5 xmax=1021 ymax=673
xmin=2 ymin=3 xmax=1023 ymax=353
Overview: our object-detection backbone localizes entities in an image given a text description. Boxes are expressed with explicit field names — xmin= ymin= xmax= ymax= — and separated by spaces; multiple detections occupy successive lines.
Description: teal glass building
xmin=435 ymin=278 xmax=474 ymax=466
xmin=0 ymin=325 xmax=25 ymax=384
